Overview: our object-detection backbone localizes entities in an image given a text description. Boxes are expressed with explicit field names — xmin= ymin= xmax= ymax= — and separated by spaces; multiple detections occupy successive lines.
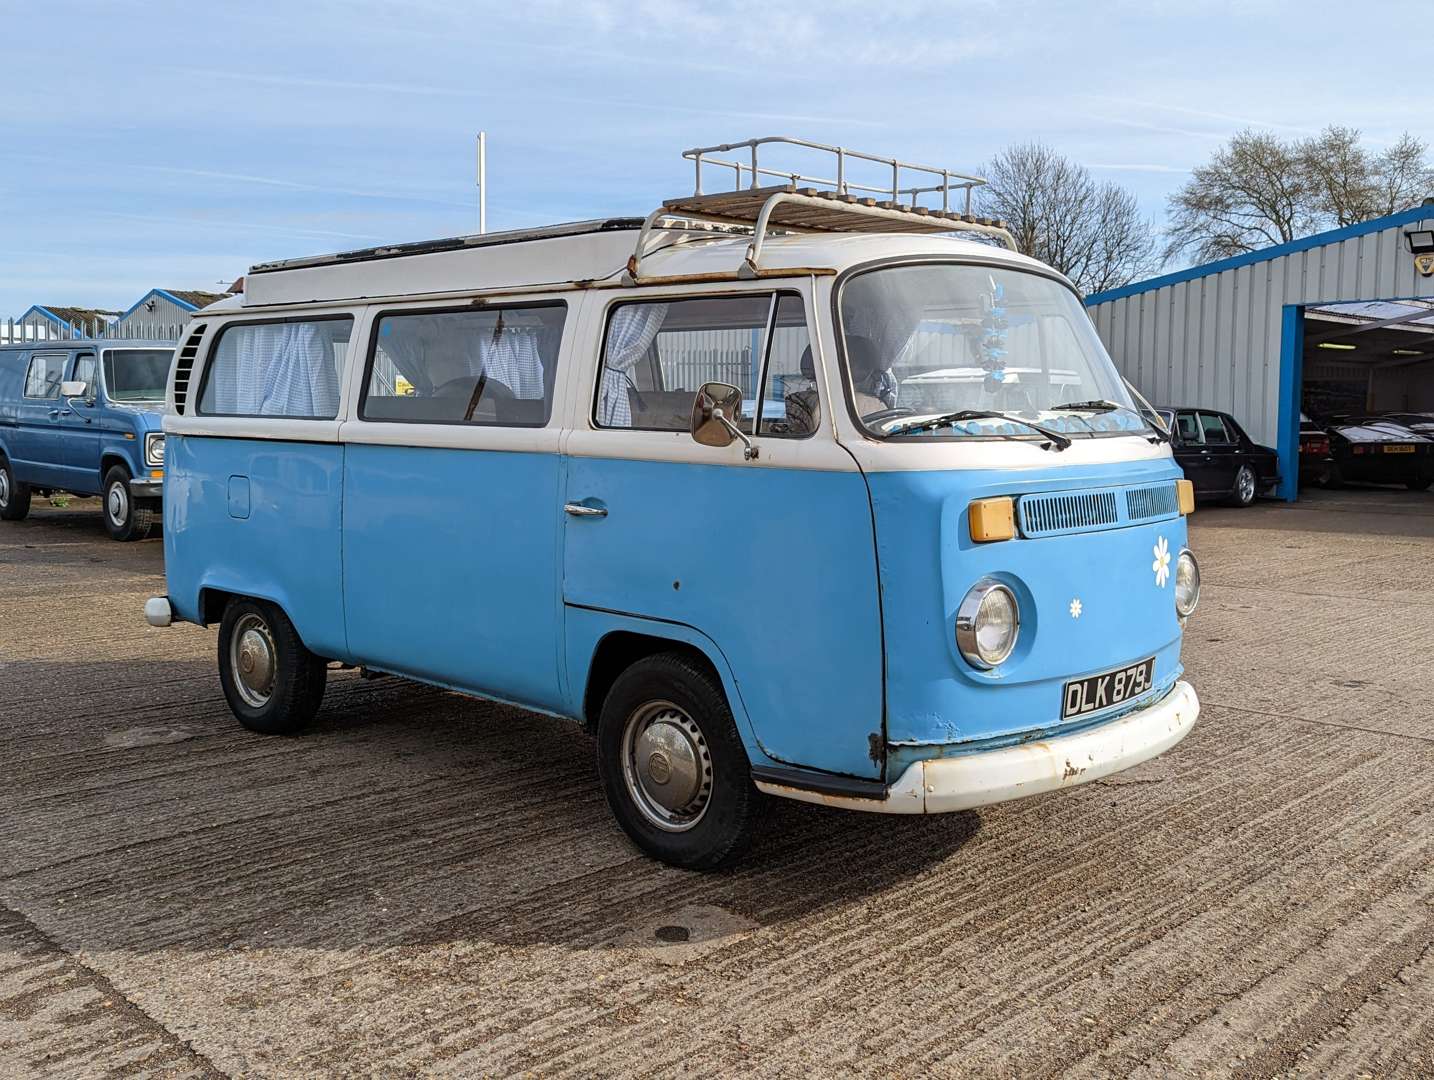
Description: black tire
xmin=217 ymin=597 xmax=327 ymax=735
xmin=1227 ymin=464 xmax=1258 ymax=507
xmin=1407 ymin=477 xmax=1433 ymax=492
xmin=1319 ymin=462 xmax=1344 ymax=490
xmin=0 ymin=457 xmax=31 ymax=521
xmin=102 ymin=464 xmax=154 ymax=541
xmin=596 ymin=651 xmax=764 ymax=870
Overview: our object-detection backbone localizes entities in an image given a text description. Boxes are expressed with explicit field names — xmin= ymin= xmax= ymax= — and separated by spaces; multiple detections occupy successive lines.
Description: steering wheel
xmin=432 ymin=375 xmax=513 ymax=399
xmin=860 ymin=407 xmax=917 ymax=425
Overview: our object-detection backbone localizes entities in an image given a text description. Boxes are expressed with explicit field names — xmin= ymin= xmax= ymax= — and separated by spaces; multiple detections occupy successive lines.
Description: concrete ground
xmin=1 ymin=487 xmax=1431 ymax=1078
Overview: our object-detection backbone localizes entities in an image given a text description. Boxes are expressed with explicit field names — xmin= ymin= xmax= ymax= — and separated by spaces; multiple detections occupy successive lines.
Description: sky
xmin=1 ymin=0 xmax=1429 ymax=318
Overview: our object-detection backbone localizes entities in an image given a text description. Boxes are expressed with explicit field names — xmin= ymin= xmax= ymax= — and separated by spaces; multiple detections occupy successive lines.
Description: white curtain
xmin=480 ymin=329 xmax=545 ymax=399
xmin=597 ymin=303 xmax=668 ymax=427
xmin=212 ymin=323 xmax=340 ymax=417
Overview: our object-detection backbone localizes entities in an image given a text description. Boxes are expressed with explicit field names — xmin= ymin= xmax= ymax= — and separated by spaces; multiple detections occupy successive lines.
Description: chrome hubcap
xmin=1238 ymin=467 xmax=1255 ymax=501
xmin=107 ymin=481 xmax=128 ymax=525
xmin=0 ymin=469 xmax=9 ymax=508
xmin=230 ymin=613 xmax=277 ymax=708
xmin=621 ymin=701 xmax=712 ymax=832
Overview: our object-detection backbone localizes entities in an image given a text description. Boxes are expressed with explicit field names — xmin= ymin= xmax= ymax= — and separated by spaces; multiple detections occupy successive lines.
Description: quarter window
xmin=361 ymin=304 xmax=566 ymax=426
xmin=198 ymin=318 xmax=353 ymax=419
xmin=595 ymin=292 xmax=815 ymax=435
xmin=23 ymin=354 xmax=66 ymax=399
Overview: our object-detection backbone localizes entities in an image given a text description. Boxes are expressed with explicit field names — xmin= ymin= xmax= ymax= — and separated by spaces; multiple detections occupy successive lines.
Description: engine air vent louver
xmin=172 ymin=323 xmax=206 ymax=414
xmin=1125 ymin=483 xmax=1180 ymax=521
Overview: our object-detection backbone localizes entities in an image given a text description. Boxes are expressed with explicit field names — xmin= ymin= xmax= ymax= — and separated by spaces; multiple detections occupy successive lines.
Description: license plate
xmin=1385 ymin=445 xmax=1416 ymax=453
xmin=1062 ymin=658 xmax=1155 ymax=719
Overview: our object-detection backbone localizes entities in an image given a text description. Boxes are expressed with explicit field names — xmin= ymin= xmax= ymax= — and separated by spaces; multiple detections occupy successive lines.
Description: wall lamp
xmin=1404 ymin=228 xmax=1434 ymax=253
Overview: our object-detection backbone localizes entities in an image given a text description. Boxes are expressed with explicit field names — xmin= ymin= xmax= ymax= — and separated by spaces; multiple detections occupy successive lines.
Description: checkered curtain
xmin=597 ymin=304 xmax=668 ymax=427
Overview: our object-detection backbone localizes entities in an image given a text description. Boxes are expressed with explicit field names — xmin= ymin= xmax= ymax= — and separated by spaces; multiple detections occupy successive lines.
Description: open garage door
xmin=1298 ymin=299 xmax=1434 ymax=492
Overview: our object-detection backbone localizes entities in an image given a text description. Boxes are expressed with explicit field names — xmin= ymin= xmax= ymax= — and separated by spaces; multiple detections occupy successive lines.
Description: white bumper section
xmin=755 ymin=680 xmax=1199 ymax=814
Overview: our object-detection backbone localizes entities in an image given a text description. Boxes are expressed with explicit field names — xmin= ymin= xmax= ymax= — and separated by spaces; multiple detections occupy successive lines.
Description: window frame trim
xmin=22 ymin=351 xmax=70 ymax=400
xmin=194 ymin=313 xmax=356 ymax=420
xmin=591 ymin=288 xmax=818 ymax=440
xmin=355 ymin=299 xmax=569 ymax=429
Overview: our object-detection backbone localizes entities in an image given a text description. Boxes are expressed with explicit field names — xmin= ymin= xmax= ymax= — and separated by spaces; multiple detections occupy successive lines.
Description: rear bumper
xmin=754 ymin=680 xmax=1199 ymax=814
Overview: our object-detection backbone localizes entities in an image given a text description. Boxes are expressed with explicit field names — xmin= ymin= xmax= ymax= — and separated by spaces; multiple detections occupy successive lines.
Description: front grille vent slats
xmin=171 ymin=323 xmax=206 ymax=415
xmin=1017 ymin=482 xmax=1178 ymax=538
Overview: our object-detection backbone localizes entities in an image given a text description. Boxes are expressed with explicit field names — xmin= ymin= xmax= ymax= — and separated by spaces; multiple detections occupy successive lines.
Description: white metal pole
xmin=477 ymin=131 xmax=487 ymax=235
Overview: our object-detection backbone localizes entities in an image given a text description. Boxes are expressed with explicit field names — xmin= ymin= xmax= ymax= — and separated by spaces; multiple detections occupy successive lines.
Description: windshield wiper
xmin=1051 ymin=399 xmax=1122 ymax=413
xmin=885 ymin=410 xmax=1072 ymax=450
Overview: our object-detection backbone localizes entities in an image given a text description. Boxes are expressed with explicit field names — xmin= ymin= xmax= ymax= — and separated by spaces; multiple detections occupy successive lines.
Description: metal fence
xmin=0 ymin=317 xmax=186 ymax=344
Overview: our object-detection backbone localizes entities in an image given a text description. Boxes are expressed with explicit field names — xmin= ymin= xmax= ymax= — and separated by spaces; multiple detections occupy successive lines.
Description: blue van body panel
xmin=562 ymin=455 xmax=884 ymax=779
xmin=866 ymin=456 xmax=1188 ymax=779
xmin=164 ymin=435 xmax=349 ymax=659
xmin=341 ymin=444 xmax=567 ymax=714
xmin=562 ymin=605 xmax=784 ymax=766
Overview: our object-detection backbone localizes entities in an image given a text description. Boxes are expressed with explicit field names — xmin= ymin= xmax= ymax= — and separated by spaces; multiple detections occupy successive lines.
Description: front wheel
xmin=102 ymin=464 xmax=153 ymax=541
xmin=596 ymin=652 xmax=764 ymax=870
xmin=1227 ymin=464 xmax=1258 ymax=507
xmin=0 ymin=458 xmax=31 ymax=521
xmin=218 ymin=598 xmax=327 ymax=734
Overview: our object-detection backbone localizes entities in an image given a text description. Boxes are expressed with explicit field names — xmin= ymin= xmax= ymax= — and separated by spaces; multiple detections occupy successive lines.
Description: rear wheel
xmin=102 ymin=464 xmax=153 ymax=541
xmin=1319 ymin=462 xmax=1344 ymax=489
xmin=218 ymin=598 xmax=327 ymax=735
xmin=596 ymin=652 xmax=764 ymax=870
xmin=0 ymin=458 xmax=31 ymax=521
xmin=1227 ymin=464 xmax=1258 ymax=507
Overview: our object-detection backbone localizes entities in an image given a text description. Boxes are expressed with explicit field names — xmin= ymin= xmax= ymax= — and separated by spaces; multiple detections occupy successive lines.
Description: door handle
xmin=564 ymin=500 xmax=607 ymax=518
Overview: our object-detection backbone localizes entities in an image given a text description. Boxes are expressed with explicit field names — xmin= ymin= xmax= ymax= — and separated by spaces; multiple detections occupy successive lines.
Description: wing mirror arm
xmin=690 ymin=382 xmax=759 ymax=461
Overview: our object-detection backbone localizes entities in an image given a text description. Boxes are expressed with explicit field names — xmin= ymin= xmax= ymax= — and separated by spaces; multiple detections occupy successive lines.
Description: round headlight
xmin=956 ymin=579 xmax=1020 ymax=668
xmin=1174 ymin=549 xmax=1200 ymax=618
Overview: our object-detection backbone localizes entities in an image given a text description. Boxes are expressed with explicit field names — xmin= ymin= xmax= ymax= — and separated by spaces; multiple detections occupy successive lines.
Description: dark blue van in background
xmin=0 ymin=341 xmax=173 ymax=540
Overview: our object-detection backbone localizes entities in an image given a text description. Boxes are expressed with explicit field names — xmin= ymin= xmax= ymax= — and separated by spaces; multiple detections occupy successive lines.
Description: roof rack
xmin=626 ymin=136 xmax=1015 ymax=282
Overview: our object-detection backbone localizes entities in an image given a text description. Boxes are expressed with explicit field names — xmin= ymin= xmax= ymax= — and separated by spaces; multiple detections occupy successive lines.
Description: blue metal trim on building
xmin=1275 ymin=304 xmax=1305 ymax=503
xmin=1085 ymin=205 xmax=1434 ymax=307
xmin=117 ymin=288 xmax=200 ymax=324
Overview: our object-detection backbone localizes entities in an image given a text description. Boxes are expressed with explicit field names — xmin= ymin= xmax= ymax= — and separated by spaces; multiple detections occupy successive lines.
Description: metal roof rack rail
xmin=625 ymin=136 xmax=1016 ymax=282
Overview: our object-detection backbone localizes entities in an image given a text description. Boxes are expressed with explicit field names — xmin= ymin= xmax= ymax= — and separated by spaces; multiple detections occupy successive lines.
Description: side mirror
xmin=691 ymin=382 xmax=758 ymax=460
xmin=60 ymin=380 xmax=87 ymax=399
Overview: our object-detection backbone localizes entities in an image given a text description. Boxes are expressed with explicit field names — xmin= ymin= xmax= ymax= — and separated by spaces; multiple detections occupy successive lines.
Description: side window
xmin=595 ymin=292 xmax=814 ymax=436
xmin=362 ymin=304 xmax=565 ymax=426
xmin=23 ymin=354 xmax=66 ymax=399
xmin=1175 ymin=412 xmax=1201 ymax=443
xmin=72 ymin=354 xmax=97 ymax=394
xmin=198 ymin=318 xmax=352 ymax=419
xmin=1199 ymin=412 xmax=1232 ymax=445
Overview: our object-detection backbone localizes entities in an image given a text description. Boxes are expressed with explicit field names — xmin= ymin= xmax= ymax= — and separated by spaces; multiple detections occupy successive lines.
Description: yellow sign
xmin=1415 ymin=252 xmax=1434 ymax=277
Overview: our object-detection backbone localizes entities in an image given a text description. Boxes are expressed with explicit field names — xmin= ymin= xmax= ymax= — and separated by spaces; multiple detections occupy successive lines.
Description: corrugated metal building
xmin=115 ymin=288 xmax=228 ymax=334
xmin=1085 ymin=204 xmax=1434 ymax=499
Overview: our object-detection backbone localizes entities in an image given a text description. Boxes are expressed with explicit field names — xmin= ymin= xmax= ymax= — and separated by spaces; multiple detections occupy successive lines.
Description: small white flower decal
xmin=1152 ymin=536 xmax=1171 ymax=588
xmin=1069 ymin=598 xmax=1083 ymax=619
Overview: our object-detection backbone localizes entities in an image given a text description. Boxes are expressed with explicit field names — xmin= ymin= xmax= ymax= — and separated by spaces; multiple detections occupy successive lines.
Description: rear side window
xmin=198 ymin=318 xmax=353 ymax=419
xmin=594 ymin=292 xmax=815 ymax=435
xmin=361 ymin=303 xmax=566 ymax=427
xmin=1199 ymin=412 xmax=1232 ymax=444
xmin=1175 ymin=412 xmax=1200 ymax=443
xmin=24 ymin=354 xmax=66 ymax=398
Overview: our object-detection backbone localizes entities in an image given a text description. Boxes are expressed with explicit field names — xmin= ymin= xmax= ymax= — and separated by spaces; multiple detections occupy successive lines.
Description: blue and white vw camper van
xmin=146 ymin=139 xmax=1200 ymax=868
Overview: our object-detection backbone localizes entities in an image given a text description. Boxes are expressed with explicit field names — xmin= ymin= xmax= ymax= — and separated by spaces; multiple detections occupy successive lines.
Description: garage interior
xmin=1301 ymin=299 xmax=1434 ymax=418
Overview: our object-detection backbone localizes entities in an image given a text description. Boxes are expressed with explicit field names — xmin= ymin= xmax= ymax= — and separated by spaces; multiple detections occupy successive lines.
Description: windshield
xmin=103 ymin=349 xmax=172 ymax=402
xmin=838 ymin=263 xmax=1149 ymax=440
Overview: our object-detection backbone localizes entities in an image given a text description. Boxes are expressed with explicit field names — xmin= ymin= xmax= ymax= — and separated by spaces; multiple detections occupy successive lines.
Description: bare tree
xmin=977 ymin=142 xmax=1160 ymax=295
xmin=1167 ymin=126 xmax=1434 ymax=262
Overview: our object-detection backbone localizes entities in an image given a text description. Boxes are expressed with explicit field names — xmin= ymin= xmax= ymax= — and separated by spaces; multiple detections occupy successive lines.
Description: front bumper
xmin=129 ymin=478 xmax=163 ymax=498
xmin=754 ymin=680 xmax=1199 ymax=814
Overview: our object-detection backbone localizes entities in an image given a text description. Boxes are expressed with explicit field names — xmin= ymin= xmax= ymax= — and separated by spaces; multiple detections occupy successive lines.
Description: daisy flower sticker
xmin=1152 ymin=536 xmax=1171 ymax=588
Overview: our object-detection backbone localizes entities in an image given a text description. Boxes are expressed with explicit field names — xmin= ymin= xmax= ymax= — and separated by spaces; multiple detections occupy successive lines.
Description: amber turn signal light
xmin=969 ymin=497 xmax=1016 ymax=542
xmin=1176 ymin=479 xmax=1195 ymax=516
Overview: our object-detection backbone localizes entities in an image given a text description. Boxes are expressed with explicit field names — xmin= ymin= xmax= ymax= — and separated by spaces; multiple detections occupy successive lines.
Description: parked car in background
xmin=1157 ymin=407 xmax=1279 ymax=507
xmin=1299 ymin=412 xmax=1331 ymax=487
xmin=0 ymin=341 xmax=172 ymax=539
xmin=1316 ymin=417 xmax=1434 ymax=490
xmin=1377 ymin=412 xmax=1434 ymax=437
